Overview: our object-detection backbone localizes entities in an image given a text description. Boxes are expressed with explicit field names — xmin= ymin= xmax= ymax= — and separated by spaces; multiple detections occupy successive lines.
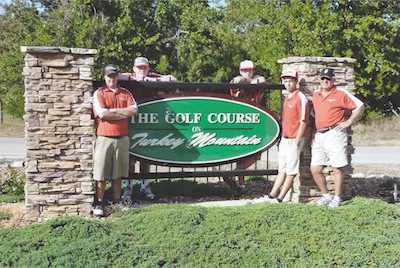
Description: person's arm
xmin=337 ymin=91 xmax=365 ymax=130
xmin=159 ymin=75 xmax=177 ymax=82
xmin=295 ymin=93 xmax=308 ymax=146
xmin=338 ymin=104 xmax=365 ymax=129
xmin=98 ymin=105 xmax=138 ymax=120
xmin=250 ymin=75 xmax=266 ymax=84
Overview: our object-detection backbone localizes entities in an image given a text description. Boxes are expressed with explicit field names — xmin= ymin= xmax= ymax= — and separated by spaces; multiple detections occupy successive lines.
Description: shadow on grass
xmin=104 ymin=178 xmax=274 ymax=204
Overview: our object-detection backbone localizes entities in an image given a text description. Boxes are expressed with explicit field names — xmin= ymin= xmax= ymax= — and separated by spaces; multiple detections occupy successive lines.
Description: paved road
xmin=0 ymin=138 xmax=399 ymax=164
xmin=0 ymin=138 xmax=26 ymax=161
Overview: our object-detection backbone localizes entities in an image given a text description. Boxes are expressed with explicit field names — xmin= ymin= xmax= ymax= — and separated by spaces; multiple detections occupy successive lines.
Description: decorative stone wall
xmin=21 ymin=46 xmax=96 ymax=221
xmin=277 ymin=56 xmax=357 ymax=202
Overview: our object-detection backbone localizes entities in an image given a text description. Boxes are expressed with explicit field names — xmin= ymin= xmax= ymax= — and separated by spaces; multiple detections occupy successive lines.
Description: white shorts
xmin=311 ymin=128 xmax=348 ymax=168
xmin=93 ymin=136 xmax=129 ymax=181
xmin=278 ymin=137 xmax=305 ymax=176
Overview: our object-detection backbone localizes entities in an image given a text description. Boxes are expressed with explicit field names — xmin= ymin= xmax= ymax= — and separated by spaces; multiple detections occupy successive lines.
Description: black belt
xmin=104 ymin=135 xmax=126 ymax=139
xmin=317 ymin=124 xmax=338 ymax=133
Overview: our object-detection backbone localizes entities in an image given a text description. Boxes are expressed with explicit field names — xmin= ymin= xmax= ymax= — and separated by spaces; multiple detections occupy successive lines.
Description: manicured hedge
xmin=0 ymin=197 xmax=399 ymax=267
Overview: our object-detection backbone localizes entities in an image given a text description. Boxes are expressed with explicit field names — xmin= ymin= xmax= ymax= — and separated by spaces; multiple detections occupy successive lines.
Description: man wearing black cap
xmin=92 ymin=64 xmax=138 ymax=216
xmin=311 ymin=68 xmax=364 ymax=208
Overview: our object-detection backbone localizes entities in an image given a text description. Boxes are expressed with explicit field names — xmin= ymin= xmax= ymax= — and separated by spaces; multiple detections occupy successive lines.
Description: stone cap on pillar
xmin=277 ymin=56 xmax=356 ymax=64
xmin=21 ymin=46 xmax=97 ymax=55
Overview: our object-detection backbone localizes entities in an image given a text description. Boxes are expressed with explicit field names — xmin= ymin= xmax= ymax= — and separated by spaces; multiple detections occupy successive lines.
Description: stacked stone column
xmin=277 ymin=57 xmax=357 ymax=202
xmin=21 ymin=46 xmax=96 ymax=220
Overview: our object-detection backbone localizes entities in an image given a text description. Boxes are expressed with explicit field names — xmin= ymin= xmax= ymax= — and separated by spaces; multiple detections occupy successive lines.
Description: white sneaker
xmin=328 ymin=197 xmax=341 ymax=208
xmin=140 ymin=185 xmax=155 ymax=200
xmin=93 ymin=205 xmax=104 ymax=217
xmin=316 ymin=194 xmax=333 ymax=206
xmin=252 ymin=195 xmax=279 ymax=204
xmin=121 ymin=185 xmax=133 ymax=201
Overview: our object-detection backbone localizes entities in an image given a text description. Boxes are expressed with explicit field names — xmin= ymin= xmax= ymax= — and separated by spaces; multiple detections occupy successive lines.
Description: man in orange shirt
xmin=311 ymin=68 xmax=364 ymax=208
xmin=253 ymin=69 xmax=309 ymax=203
xmin=92 ymin=64 xmax=138 ymax=216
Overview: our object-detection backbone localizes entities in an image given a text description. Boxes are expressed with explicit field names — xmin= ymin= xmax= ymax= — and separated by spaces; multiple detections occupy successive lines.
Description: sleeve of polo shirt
xmin=340 ymin=89 xmax=364 ymax=111
xmin=298 ymin=92 xmax=309 ymax=123
xmin=93 ymin=89 xmax=108 ymax=117
xmin=127 ymin=90 xmax=138 ymax=109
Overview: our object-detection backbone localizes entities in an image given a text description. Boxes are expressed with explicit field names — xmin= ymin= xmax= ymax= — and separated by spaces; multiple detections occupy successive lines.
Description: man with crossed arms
xmin=311 ymin=68 xmax=364 ymax=208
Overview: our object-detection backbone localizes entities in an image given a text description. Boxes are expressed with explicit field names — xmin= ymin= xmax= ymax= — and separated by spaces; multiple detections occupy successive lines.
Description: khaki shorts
xmin=93 ymin=136 xmax=129 ymax=181
xmin=311 ymin=129 xmax=348 ymax=168
xmin=278 ymin=137 xmax=305 ymax=175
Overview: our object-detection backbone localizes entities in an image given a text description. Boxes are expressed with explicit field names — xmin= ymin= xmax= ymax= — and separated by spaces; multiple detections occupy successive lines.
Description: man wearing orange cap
xmin=253 ymin=69 xmax=310 ymax=204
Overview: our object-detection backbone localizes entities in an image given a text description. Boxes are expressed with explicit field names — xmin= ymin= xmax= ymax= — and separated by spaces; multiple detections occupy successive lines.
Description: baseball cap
xmin=134 ymin=57 xmax=149 ymax=67
xmin=320 ymin=68 xmax=335 ymax=79
xmin=104 ymin=64 xmax=118 ymax=76
xmin=240 ymin=60 xmax=254 ymax=70
xmin=280 ymin=69 xmax=298 ymax=79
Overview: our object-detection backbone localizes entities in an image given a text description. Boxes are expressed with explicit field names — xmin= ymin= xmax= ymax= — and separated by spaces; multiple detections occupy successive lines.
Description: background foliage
xmin=0 ymin=0 xmax=399 ymax=119
xmin=1 ymin=198 xmax=400 ymax=267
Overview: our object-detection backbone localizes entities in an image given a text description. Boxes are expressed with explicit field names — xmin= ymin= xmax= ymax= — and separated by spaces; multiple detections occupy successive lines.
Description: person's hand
xmin=336 ymin=120 xmax=352 ymax=130
xmin=295 ymin=138 xmax=301 ymax=147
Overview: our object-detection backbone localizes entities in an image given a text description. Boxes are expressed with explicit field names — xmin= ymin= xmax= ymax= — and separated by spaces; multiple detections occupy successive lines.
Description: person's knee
xmin=332 ymin=167 xmax=344 ymax=176
xmin=310 ymin=165 xmax=323 ymax=176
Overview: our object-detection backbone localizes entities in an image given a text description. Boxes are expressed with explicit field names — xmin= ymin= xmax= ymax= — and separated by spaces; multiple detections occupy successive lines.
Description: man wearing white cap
xmin=228 ymin=60 xmax=266 ymax=192
xmin=230 ymin=60 xmax=266 ymax=103
xmin=120 ymin=57 xmax=176 ymax=201
xmin=120 ymin=56 xmax=177 ymax=82
xmin=253 ymin=69 xmax=310 ymax=204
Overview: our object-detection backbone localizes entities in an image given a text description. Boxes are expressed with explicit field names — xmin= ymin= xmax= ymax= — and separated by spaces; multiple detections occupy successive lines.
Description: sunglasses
xmin=321 ymin=77 xmax=331 ymax=81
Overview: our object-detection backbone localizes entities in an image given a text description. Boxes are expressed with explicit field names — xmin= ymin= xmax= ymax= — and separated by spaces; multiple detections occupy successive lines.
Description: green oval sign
xmin=129 ymin=95 xmax=280 ymax=165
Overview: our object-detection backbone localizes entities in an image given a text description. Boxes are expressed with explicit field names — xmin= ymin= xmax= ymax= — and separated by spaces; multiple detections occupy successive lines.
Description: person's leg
xmin=140 ymin=162 xmax=155 ymax=199
xmin=96 ymin=181 xmax=106 ymax=203
xmin=112 ymin=178 xmax=121 ymax=202
xmin=311 ymin=165 xmax=328 ymax=194
xmin=277 ymin=174 xmax=295 ymax=200
xmin=140 ymin=162 xmax=150 ymax=189
xmin=237 ymin=158 xmax=255 ymax=187
xmin=276 ymin=138 xmax=302 ymax=201
xmin=332 ymin=167 xmax=344 ymax=197
xmin=93 ymin=180 xmax=106 ymax=216
xmin=269 ymin=172 xmax=286 ymax=197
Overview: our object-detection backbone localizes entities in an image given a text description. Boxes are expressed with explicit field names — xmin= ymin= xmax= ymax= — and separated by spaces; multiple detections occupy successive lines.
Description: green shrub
xmin=0 ymin=165 xmax=25 ymax=202
xmin=1 ymin=198 xmax=400 ymax=267
xmin=0 ymin=211 xmax=10 ymax=221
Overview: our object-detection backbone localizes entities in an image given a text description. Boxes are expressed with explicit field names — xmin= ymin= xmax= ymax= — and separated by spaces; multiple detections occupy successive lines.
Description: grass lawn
xmin=1 ymin=197 xmax=400 ymax=267
xmin=0 ymin=114 xmax=24 ymax=138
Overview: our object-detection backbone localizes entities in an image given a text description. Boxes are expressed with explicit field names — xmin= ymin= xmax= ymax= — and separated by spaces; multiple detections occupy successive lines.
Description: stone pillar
xmin=277 ymin=56 xmax=357 ymax=202
xmin=21 ymin=46 xmax=96 ymax=221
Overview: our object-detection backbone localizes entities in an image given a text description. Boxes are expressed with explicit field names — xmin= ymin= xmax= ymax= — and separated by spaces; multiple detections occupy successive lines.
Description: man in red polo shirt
xmin=253 ymin=69 xmax=309 ymax=204
xmin=92 ymin=64 xmax=138 ymax=216
xmin=311 ymin=68 xmax=364 ymax=208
